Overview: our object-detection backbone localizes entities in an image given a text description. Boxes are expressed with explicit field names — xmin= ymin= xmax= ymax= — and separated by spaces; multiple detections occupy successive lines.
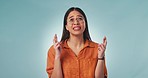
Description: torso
xmin=60 ymin=39 xmax=99 ymax=78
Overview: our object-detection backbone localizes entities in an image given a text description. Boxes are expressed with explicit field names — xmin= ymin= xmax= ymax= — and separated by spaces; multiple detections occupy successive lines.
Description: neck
xmin=68 ymin=34 xmax=84 ymax=49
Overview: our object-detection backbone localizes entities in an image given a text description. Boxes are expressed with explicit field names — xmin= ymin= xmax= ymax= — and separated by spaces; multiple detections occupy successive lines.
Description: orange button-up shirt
xmin=46 ymin=39 xmax=107 ymax=78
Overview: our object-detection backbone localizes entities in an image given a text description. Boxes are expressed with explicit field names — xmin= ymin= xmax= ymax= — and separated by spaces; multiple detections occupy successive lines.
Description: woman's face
xmin=66 ymin=10 xmax=86 ymax=36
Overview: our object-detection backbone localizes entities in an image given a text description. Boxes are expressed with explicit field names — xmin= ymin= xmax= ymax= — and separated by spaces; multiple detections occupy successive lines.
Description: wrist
xmin=55 ymin=55 xmax=60 ymax=59
xmin=98 ymin=56 xmax=105 ymax=60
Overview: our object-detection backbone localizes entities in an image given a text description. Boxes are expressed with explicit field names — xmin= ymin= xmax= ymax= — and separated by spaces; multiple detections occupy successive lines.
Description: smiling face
xmin=66 ymin=10 xmax=86 ymax=37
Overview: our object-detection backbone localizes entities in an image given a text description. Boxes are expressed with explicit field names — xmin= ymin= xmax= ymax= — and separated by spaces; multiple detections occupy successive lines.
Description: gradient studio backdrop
xmin=0 ymin=0 xmax=148 ymax=78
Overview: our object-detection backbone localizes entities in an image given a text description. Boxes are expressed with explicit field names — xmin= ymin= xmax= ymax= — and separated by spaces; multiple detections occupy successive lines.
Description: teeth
xmin=73 ymin=27 xmax=81 ymax=30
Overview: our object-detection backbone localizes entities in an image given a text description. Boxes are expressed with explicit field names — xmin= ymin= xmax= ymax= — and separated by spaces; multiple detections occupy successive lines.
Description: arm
xmin=51 ymin=55 xmax=63 ymax=78
xmin=46 ymin=46 xmax=63 ymax=78
xmin=47 ymin=34 xmax=63 ymax=78
xmin=95 ymin=58 xmax=105 ymax=78
xmin=51 ymin=34 xmax=63 ymax=78
xmin=95 ymin=36 xmax=107 ymax=78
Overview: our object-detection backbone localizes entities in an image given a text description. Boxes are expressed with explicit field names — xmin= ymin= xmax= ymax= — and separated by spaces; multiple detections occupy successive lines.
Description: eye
xmin=77 ymin=17 xmax=83 ymax=21
xmin=69 ymin=18 xmax=74 ymax=22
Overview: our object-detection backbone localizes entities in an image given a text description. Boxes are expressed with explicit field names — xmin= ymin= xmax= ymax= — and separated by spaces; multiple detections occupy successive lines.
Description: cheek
xmin=66 ymin=25 xmax=71 ymax=31
xmin=83 ymin=26 xmax=86 ymax=32
xmin=82 ymin=23 xmax=86 ymax=30
xmin=65 ymin=26 xmax=69 ymax=30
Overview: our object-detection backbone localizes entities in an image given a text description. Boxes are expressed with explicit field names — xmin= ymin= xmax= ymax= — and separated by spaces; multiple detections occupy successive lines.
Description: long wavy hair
xmin=60 ymin=7 xmax=91 ymax=42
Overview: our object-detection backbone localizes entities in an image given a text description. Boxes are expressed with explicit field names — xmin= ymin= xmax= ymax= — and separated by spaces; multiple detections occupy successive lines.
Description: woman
xmin=46 ymin=7 xmax=108 ymax=78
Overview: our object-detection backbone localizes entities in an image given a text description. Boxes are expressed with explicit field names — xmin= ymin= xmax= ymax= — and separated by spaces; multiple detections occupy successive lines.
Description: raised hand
xmin=53 ymin=34 xmax=62 ymax=57
xmin=98 ymin=36 xmax=107 ymax=58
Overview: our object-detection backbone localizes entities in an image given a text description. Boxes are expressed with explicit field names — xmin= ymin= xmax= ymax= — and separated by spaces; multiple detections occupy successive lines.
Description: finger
xmin=54 ymin=42 xmax=60 ymax=48
xmin=54 ymin=34 xmax=58 ymax=42
xmin=54 ymin=42 xmax=58 ymax=47
xmin=100 ymin=43 xmax=105 ymax=50
xmin=53 ymin=34 xmax=58 ymax=43
xmin=103 ymin=36 xmax=107 ymax=47
xmin=59 ymin=42 xmax=62 ymax=45
xmin=98 ymin=43 xmax=100 ymax=47
xmin=56 ymin=43 xmax=60 ymax=48
xmin=98 ymin=47 xmax=101 ymax=51
xmin=98 ymin=43 xmax=102 ymax=48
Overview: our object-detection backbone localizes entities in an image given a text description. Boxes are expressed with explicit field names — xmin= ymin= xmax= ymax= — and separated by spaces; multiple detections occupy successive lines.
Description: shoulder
xmin=87 ymin=40 xmax=98 ymax=48
xmin=48 ymin=45 xmax=54 ymax=51
xmin=89 ymin=40 xmax=98 ymax=45
xmin=47 ymin=45 xmax=55 ymax=56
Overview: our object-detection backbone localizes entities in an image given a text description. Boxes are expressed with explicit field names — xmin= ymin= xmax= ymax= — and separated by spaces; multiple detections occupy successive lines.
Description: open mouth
xmin=73 ymin=26 xmax=81 ymax=31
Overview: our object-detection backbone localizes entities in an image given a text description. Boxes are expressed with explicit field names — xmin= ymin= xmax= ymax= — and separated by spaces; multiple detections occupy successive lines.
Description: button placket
xmin=76 ymin=58 xmax=80 ymax=78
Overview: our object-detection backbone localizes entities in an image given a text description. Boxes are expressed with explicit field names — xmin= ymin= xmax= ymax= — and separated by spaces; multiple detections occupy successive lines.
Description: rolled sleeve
xmin=46 ymin=45 xmax=55 ymax=77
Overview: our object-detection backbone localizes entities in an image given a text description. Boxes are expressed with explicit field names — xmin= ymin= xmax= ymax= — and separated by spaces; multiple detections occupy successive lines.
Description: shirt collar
xmin=61 ymin=39 xmax=95 ymax=49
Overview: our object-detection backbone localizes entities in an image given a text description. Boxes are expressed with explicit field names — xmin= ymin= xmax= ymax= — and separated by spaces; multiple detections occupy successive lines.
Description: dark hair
xmin=60 ymin=7 xmax=91 ymax=42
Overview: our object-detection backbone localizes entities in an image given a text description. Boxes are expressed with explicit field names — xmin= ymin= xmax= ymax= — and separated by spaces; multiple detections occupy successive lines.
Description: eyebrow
xmin=69 ymin=16 xmax=74 ymax=19
xmin=68 ymin=15 xmax=83 ymax=19
xmin=77 ymin=15 xmax=83 ymax=18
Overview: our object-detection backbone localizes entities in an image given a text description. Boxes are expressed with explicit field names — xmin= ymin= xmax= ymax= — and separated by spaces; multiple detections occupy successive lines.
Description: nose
xmin=73 ymin=19 xmax=79 ymax=25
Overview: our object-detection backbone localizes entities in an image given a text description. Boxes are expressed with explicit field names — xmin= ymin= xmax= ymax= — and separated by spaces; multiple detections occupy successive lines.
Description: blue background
xmin=0 ymin=0 xmax=148 ymax=78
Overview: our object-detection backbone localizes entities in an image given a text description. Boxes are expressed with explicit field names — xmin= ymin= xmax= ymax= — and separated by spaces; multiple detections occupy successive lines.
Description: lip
xmin=73 ymin=26 xmax=81 ymax=30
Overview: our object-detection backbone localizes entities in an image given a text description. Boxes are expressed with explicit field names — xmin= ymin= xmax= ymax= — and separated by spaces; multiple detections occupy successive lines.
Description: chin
xmin=71 ymin=32 xmax=83 ymax=36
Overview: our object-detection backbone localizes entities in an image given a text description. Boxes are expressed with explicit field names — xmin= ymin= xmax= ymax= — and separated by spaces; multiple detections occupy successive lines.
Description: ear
xmin=65 ymin=25 xmax=69 ymax=31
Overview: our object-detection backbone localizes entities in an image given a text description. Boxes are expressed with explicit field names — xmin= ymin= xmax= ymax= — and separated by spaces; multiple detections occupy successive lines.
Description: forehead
xmin=68 ymin=10 xmax=83 ymax=18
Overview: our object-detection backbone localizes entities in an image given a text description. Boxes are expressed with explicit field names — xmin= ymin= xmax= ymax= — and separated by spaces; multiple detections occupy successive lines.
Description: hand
xmin=98 ymin=36 xmax=107 ymax=58
xmin=53 ymin=34 xmax=62 ymax=57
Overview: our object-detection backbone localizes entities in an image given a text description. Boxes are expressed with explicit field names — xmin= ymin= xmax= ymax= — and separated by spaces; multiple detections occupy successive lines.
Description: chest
xmin=60 ymin=47 xmax=98 ymax=78
xmin=61 ymin=56 xmax=98 ymax=78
